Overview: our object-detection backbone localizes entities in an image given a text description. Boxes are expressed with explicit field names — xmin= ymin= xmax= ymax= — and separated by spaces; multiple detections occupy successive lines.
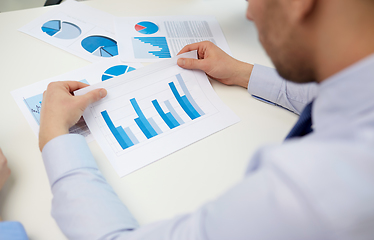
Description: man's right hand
xmin=39 ymin=81 xmax=107 ymax=151
xmin=177 ymin=41 xmax=253 ymax=88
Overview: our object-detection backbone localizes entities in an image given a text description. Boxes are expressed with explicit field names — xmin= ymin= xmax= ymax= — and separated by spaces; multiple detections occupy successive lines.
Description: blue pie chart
xmin=81 ymin=35 xmax=118 ymax=57
xmin=135 ymin=21 xmax=159 ymax=35
xmin=41 ymin=20 xmax=81 ymax=39
xmin=102 ymin=65 xmax=136 ymax=81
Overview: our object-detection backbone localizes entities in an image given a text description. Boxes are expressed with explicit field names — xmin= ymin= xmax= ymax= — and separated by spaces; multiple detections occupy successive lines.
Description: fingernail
xmin=178 ymin=58 xmax=185 ymax=66
xmin=99 ymin=89 xmax=106 ymax=98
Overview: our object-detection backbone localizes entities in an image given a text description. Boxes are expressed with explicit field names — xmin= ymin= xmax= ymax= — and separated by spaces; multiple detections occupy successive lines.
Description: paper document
xmin=115 ymin=16 xmax=231 ymax=62
xmin=75 ymin=51 xmax=240 ymax=177
xmin=12 ymin=57 xmax=142 ymax=141
xmin=19 ymin=0 xmax=118 ymax=62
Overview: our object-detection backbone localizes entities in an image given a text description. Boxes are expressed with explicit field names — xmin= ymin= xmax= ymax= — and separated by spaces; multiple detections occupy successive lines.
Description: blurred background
xmin=0 ymin=0 xmax=45 ymax=12
xmin=0 ymin=0 xmax=86 ymax=12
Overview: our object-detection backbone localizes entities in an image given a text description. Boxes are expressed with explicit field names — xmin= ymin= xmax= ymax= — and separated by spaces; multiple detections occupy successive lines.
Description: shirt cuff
xmin=0 ymin=221 xmax=28 ymax=240
xmin=42 ymin=134 xmax=98 ymax=187
xmin=248 ymin=64 xmax=284 ymax=104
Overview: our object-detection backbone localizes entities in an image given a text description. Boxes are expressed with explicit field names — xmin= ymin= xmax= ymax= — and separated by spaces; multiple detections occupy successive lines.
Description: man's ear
xmin=289 ymin=0 xmax=316 ymax=21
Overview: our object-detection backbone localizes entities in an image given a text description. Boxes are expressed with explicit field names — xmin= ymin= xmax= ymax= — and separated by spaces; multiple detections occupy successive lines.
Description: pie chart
xmin=41 ymin=20 xmax=81 ymax=39
xmin=135 ymin=21 xmax=159 ymax=35
xmin=102 ymin=65 xmax=136 ymax=81
xmin=81 ymin=36 xmax=118 ymax=57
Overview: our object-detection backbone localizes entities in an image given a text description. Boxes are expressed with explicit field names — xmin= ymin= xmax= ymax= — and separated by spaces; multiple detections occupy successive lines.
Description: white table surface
xmin=0 ymin=0 xmax=297 ymax=239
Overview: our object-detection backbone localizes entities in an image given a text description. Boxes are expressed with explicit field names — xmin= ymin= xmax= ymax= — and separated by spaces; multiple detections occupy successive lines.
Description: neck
xmin=313 ymin=0 xmax=374 ymax=83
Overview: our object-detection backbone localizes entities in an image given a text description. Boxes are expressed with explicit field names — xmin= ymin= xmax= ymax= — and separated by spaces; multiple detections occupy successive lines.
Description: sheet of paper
xmin=11 ymin=57 xmax=142 ymax=141
xmin=115 ymin=16 xmax=231 ymax=62
xmin=75 ymin=51 xmax=240 ymax=177
xmin=19 ymin=0 xmax=118 ymax=62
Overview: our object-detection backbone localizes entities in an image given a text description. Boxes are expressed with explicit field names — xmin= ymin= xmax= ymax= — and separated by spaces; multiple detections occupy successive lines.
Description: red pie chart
xmin=135 ymin=21 xmax=159 ymax=35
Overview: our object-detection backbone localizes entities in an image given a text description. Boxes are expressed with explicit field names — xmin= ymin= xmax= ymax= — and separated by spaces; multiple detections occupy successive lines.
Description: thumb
xmin=178 ymin=58 xmax=205 ymax=71
xmin=78 ymin=88 xmax=107 ymax=109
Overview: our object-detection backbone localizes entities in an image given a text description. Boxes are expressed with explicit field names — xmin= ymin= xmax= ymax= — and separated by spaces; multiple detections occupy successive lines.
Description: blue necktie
xmin=285 ymin=101 xmax=314 ymax=140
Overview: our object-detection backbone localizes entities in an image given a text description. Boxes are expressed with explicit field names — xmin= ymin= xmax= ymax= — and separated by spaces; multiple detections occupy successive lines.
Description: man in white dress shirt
xmin=39 ymin=0 xmax=374 ymax=239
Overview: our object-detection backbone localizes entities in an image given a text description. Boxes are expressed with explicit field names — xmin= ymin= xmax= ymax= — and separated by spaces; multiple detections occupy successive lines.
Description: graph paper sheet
xmin=115 ymin=15 xmax=231 ymax=62
xmin=75 ymin=51 xmax=240 ymax=177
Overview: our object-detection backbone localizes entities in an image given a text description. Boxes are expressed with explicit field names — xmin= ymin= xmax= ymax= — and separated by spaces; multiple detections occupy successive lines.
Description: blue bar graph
xmin=152 ymin=99 xmax=180 ymax=129
xmin=134 ymin=118 xmax=152 ymax=139
xmin=117 ymin=127 xmax=134 ymax=147
xmin=148 ymin=117 xmax=163 ymax=134
xmin=101 ymin=110 xmax=136 ymax=150
xmin=132 ymin=37 xmax=171 ymax=59
xmin=101 ymin=74 xmax=205 ymax=151
xmin=176 ymin=74 xmax=205 ymax=116
xmin=130 ymin=98 xmax=158 ymax=139
xmin=124 ymin=127 xmax=139 ymax=144
xmin=164 ymin=100 xmax=184 ymax=125
xmin=169 ymin=82 xmax=201 ymax=120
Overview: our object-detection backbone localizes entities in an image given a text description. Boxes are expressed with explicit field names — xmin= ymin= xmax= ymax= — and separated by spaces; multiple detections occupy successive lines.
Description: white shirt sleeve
xmin=42 ymin=134 xmax=324 ymax=240
xmin=248 ymin=64 xmax=319 ymax=114
xmin=42 ymin=134 xmax=139 ymax=240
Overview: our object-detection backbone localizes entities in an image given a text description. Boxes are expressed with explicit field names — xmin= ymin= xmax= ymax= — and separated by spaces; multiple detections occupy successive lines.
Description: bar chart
xmin=77 ymin=51 xmax=239 ymax=177
xmin=100 ymin=73 xmax=205 ymax=151
xmin=132 ymin=37 xmax=171 ymax=59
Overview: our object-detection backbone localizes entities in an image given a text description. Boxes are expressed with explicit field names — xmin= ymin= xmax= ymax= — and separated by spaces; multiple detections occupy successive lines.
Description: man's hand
xmin=177 ymin=41 xmax=253 ymax=88
xmin=0 ymin=148 xmax=11 ymax=191
xmin=39 ymin=81 xmax=107 ymax=151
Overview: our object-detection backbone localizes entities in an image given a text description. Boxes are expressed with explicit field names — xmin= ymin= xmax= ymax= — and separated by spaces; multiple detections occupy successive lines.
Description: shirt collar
xmin=313 ymin=53 xmax=374 ymax=131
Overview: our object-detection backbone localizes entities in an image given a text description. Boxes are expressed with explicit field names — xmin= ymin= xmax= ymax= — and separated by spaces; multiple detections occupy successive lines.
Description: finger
xmin=77 ymin=88 xmax=107 ymax=110
xmin=177 ymin=43 xmax=201 ymax=55
xmin=63 ymin=81 xmax=90 ymax=93
xmin=177 ymin=58 xmax=207 ymax=71
xmin=177 ymin=44 xmax=198 ymax=55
